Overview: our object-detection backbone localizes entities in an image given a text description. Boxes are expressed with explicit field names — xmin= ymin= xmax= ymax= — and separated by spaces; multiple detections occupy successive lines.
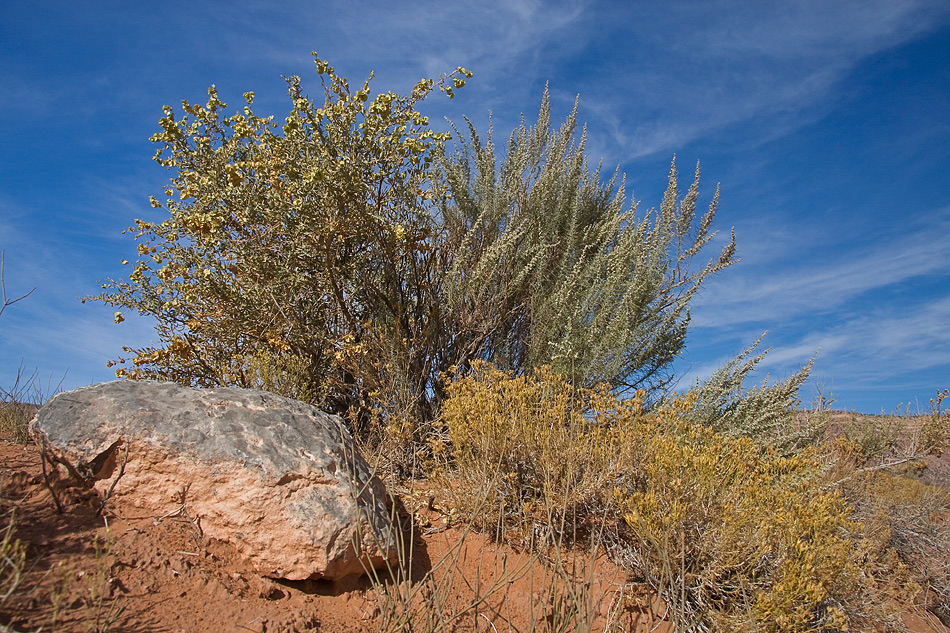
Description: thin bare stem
xmin=0 ymin=251 xmax=35 ymax=320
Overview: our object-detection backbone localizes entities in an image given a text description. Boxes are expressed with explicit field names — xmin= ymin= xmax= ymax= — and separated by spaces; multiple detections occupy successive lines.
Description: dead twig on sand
xmin=156 ymin=484 xmax=203 ymax=541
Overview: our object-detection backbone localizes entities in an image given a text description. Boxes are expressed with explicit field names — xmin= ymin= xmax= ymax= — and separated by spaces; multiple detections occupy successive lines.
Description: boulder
xmin=30 ymin=380 xmax=397 ymax=581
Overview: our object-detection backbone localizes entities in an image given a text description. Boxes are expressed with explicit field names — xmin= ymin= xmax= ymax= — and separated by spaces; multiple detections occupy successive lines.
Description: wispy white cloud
xmin=0 ymin=303 xmax=157 ymax=393
xmin=751 ymin=296 xmax=950 ymax=378
xmin=675 ymin=293 xmax=950 ymax=410
xmin=764 ymin=296 xmax=950 ymax=406
xmin=578 ymin=0 xmax=950 ymax=160
xmin=674 ymin=199 xmax=949 ymax=410
xmin=0 ymin=182 xmax=159 ymax=394
xmin=692 ymin=210 xmax=950 ymax=327
xmin=687 ymin=0 xmax=943 ymax=60
xmin=217 ymin=0 xmax=589 ymax=86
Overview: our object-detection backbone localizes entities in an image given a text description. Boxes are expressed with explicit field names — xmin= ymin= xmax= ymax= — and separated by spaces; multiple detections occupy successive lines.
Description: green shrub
xmin=679 ymin=334 xmax=818 ymax=452
xmin=435 ymin=92 xmax=736 ymax=395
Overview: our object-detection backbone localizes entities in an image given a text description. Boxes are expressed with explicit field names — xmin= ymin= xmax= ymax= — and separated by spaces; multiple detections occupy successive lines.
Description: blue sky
xmin=1 ymin=0 xmax=948 ymax=413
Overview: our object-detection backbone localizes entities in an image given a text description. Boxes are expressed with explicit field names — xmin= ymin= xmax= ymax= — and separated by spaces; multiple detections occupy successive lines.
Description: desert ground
xmin=2 ymin=410 xmax=949 ymax=632
xmin=0 ymin=426 xmax=662 ymax=633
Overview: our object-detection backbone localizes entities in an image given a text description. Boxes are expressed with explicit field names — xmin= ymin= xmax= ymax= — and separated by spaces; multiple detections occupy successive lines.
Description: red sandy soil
xmin=1 ymin=426 xmax=948 ymax=633
xmin=0 ymin=436 xmax=659 ymax=633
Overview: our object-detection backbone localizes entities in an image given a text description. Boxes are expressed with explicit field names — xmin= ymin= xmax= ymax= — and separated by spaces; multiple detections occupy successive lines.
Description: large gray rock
xmin=30 ymin=380 xmax=397 ymax=581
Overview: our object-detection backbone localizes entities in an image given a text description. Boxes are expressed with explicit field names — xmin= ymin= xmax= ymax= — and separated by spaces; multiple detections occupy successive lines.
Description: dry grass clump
xmin=840 ymin=469 xmax=950 ymax=630
xmin=0 ymin=510 xmax=27 ymax=609
xmin=0 ymin=370 xmax=41 ymax=606
xmin=0 ymin=367 xmax=44 ymax=444
xmin=819 ymin=390 xmax=950 ymax=629
xmin=0 ymin=364 xmax=35 ymax=619
xmin=0 ymin=401 xmax=31 ymax=444
xmin=1 ymin=465 xmax=27 ymax=611
xmin=360 ymin=519 xmax=596 ymax=633
xmin=441 ymin=361 xmax=862 ymax=632
xmin=827 ymin=389 xmax=950 ymax=467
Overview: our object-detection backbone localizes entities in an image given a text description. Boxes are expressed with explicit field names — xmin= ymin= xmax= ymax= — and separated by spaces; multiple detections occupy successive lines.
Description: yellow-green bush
xmin=922 ymin=388 xmax=950 ymax=454
xmin=442 ymin=361 xmax=860 ymax=632
xmin=613 ymin=401 xmax=857 ymax=632
xmin=441 ymin=361 xmax=629 ymax=536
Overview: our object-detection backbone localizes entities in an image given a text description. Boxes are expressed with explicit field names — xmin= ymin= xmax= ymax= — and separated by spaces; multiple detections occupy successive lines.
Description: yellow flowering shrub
xmin=88 ymin=55 xmax=472 ymax=447
xmin=443 ymin=361 xmax=860 ymax=631
xmin=441 ymin=361 xmax=629 ymax=535
xmin=614 ymin=400 xmax=857 ymax=632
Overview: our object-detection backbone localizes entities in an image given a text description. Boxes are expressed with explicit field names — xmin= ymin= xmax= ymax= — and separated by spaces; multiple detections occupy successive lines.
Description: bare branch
xmin=0 ymin=251 xmax=35 ymax=319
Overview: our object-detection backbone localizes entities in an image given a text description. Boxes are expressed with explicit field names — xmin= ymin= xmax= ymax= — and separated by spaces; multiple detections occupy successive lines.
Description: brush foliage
xmin=437 ymin=91 xmax=735 ymax=393
xmin=90 ymin=60 xmax=738 ymax=453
